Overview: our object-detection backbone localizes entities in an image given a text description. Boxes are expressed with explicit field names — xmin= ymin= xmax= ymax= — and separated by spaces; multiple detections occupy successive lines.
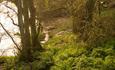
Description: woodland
xmin=0 ymin=0 xmax=115 ymax=70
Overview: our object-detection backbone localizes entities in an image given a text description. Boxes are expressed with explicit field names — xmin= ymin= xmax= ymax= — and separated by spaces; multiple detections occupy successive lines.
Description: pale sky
xmin=0 ymin=1 xmax=20 ymax=56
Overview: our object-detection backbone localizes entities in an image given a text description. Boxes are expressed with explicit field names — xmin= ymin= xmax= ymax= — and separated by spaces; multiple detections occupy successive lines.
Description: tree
xmin=66 ymin=0 xmax=101 ymax=46
xmin=15 ymin=0 xmax=42 ymax=62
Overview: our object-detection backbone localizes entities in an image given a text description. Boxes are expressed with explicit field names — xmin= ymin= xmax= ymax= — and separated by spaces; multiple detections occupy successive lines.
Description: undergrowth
xmin=1 ymin=32 xmax=114 ymax=70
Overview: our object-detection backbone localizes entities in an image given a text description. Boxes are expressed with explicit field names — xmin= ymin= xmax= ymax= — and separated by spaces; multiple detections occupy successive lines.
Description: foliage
xmin=0 ymin=56 xmax=15 ymax=70
xmin=1 ymin=33 xmax=115 ymax=70
xmin=38 ymin=34 xmax=115 ymax=70
xmin=65 ymin=0 xmax=115 ymax=47
xmin=0 ymin=0 xmax=115 ymax=70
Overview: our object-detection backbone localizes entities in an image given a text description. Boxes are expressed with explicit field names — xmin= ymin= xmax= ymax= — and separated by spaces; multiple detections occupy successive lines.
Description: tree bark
xmin=16 ymin=0 xmax=42 ymax=62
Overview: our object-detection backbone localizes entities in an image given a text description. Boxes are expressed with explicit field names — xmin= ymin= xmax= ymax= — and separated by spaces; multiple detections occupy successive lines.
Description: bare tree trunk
xmin=28 ymin=0 xmax=42 ymax=51
xmin=16 ymin=0 xmax=42 ymax=62
xmin=71 ymin=0 xmax=96 ymax=40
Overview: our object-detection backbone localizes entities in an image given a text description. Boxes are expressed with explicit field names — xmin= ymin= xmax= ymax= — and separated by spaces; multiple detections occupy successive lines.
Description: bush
xmin=4 ymin=33 xmax=115 ymax=70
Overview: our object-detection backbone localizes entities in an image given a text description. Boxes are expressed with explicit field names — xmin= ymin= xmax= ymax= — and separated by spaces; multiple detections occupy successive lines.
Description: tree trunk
xmin=16 ymin=0 xmax=42 ymax=62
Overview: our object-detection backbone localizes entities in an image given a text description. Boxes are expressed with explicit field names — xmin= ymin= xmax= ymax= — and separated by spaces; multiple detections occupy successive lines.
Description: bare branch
xmin=0 ymin=49 xmax=6 ymax=56
xmin=1 ymin=12 xmax=19 ymax=27
xmin=7 ymin=13 xmax=19 ymax=27
xmin=0 ymin=22 xmax=21 ymax=51
xmin=0 ymin=33 xmax=4 ymax=43
xmin=3 ymin=4 xmax=17 ymax=14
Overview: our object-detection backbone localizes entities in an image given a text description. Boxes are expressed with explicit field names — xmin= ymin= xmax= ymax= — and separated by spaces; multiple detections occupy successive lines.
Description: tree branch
xmin=3 ymin=4 xmax=18 ymax=14
xmin=0 ymin=22 xmax=21 ymax=52
xmin=0 ymin=49 xmax=6 ymax=56
xmin=7 ymin=13 xmax=19 ymax=27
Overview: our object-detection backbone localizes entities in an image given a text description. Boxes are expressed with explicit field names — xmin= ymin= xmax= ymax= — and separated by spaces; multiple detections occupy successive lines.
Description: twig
xmin=0 ymin=49 xmax=6 ymax=56
xmin=3 ymin=4 xmax=17 ymax=14
xmin=7 ymin=13 xmax=19 ymax=27
xmin=0 ymin=22 xmax=21 ymax=52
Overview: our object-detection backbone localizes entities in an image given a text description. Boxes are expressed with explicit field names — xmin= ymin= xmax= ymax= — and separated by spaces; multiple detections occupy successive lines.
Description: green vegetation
xmin=1 ymin=32 xmax=115 ymax=70
xmin=0 ymin=0 xmax=115 ymax=70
